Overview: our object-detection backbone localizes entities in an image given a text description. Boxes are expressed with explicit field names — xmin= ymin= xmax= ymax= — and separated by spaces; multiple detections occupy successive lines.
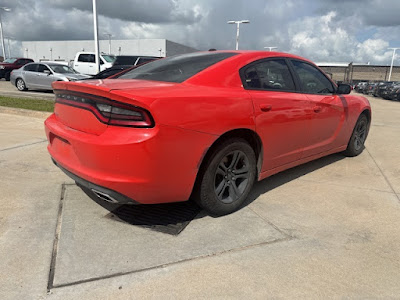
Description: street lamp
xmin=104 ymin=33 xmax=112 ymax=54
xmin=264 ymin=46 xmax=277 ymax=51
xmin=0 ymin=6 xmax=11 ymax=60
xmin=227 ymin=20 xmax=250 ymax=50
xmin=50 ymin=47 xmax=53 ymax=60
xmin=388 ymin=47 xmax=400 ymax=81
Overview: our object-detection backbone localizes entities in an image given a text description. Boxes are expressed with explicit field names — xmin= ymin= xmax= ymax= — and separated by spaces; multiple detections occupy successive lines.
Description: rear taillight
xmin=54 ymin=91 xmax=154 ymax=128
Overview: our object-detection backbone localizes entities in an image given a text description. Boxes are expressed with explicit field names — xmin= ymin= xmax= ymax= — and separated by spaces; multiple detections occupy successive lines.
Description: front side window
xmin=37 ymin=64 xmax=51 ymax=73
xmin=291 ymin=60 xmax=335 ymax=94
xmin=119 ymin=52 xmax=237 ymax=83
xmin=49 ymin=64 xmax=77 ymax=74
xmin=101 ymin=55 xmax=116 ymax=63
xmin=242 ymin=59 xmax=296 ymax=91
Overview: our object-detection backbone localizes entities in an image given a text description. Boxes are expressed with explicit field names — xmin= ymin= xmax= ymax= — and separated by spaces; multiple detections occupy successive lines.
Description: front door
xmin=290 ymin=60 xmax=347 ymax=157
xmin=242 ymin=58 xmax=312 ymax=171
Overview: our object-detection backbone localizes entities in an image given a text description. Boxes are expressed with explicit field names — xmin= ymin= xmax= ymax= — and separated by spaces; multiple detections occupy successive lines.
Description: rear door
xmin=22 ymin=63 xmax=39 ymax=88
xmin=242 ymin=58 xmax=312 ymax=171
xmin=289 ymin=59 xmax=346 ymax=157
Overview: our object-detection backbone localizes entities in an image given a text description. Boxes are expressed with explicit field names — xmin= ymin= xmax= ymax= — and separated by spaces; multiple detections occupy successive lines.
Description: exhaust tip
xmin=91 ymin=189 xmax=119 ymax=204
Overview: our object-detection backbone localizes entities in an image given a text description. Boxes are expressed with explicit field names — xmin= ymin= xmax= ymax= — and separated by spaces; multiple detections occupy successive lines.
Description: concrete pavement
xmin=0 ymin=94 xmax=399 ymax=299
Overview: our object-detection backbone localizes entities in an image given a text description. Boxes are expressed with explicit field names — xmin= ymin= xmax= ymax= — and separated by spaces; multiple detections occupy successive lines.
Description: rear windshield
xmin=118 ymin=52 xmax=237 ymax=83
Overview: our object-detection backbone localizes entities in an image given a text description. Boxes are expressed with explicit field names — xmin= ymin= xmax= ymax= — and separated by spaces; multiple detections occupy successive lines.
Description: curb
xmin=0 ymin=106 xmax=52 ymax=119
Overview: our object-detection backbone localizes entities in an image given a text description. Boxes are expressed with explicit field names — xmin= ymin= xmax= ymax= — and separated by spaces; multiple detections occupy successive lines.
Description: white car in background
xmin=72 ymin=52 xmax=115 ymax=75
xmin=10 ymin=62 xmax=91 ymax=91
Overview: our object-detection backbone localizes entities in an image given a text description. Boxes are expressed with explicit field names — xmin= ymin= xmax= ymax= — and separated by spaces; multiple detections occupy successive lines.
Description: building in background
xmin=21 ymin=39 xmax=197 ymax=63
xmin=317 ymin=62 xmax=400 ymax=83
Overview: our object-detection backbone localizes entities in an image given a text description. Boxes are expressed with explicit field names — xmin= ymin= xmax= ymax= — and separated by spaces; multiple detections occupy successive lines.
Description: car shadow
xmin=77 ymin=153 xmax=345 ymax=230
xmin=242 ymin=153 xmax=345 ymax=209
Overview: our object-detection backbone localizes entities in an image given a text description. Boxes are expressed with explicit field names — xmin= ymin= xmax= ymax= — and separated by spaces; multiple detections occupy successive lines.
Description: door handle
xmin=313 ymin=106 xmax=322 ymax=113
xmin=260 ymin=104 xmax=272 ymax=112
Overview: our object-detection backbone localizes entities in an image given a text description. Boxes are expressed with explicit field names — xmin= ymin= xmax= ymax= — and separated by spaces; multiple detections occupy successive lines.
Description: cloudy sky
xmin=1 ymin=0 xmax=400 ymax=64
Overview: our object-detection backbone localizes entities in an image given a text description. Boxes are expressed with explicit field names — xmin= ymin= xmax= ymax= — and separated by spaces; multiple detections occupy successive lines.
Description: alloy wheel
xmin=214 ymin=150 xmax=250 ymax=204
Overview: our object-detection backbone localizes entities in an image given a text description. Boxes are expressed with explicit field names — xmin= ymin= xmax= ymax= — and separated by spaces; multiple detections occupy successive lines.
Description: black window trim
xmin=239 ymin=57 xmax=300 ymax=93
xmin=288 ymin=58 xmax=338 ymax=95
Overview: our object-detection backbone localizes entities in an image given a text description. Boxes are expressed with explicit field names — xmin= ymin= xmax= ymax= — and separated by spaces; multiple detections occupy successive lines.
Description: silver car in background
xmin=10 ymin=62 xmax=90 ymax=91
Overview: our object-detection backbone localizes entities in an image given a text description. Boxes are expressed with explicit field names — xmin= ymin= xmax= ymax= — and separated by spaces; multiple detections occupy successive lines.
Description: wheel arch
xmin=192 ymin=128 xmax=263 ymax=197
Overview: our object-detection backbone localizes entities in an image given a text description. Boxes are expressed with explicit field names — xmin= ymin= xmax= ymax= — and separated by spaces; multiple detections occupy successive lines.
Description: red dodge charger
xmin=45 ymin=51 xmax=371 ymax=216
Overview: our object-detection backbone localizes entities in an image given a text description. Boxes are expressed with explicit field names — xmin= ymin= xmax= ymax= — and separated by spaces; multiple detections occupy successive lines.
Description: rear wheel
xmin=194 ymin=138 xmax=256 ymax=216
xmin=16 ymin=78 xmax=27 ymax=91
xmin=344 ymin=114 xmax=369 ymax=157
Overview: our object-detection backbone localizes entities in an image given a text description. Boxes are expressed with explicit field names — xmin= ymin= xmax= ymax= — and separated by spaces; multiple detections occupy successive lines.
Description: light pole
xmin=50 ymin=47 xmax=53 ymax=60
xmin=0 ymin=7 xmax=11 ymax=60
xmin=92 ymin=0 xmax=100 ymax=73
xmin=5 ymin=36 xmax=13 ymax=58
xmin=264 ymin=46 xmax=277 ymax=51
xmin=105 ymin=33 xmax=112 ymax=54
xmin=227 ymin=20 xmax=250 ymax=50
xmin=388 ymin=47 xmax=400 ymax=81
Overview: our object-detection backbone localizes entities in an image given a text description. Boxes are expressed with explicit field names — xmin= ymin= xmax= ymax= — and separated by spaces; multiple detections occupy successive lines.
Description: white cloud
xmin=287 ymin=11 xmax=393 ymax=64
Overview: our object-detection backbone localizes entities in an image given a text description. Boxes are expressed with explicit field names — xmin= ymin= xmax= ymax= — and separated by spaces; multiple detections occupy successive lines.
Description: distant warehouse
xmin=21 ymin=39 xmax=198 ymax=64
xmin=317 ymin=62 xmax=400 ymax=83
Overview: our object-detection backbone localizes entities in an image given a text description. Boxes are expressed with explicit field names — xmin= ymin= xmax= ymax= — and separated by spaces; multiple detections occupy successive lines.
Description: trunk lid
xmin=52 ymin=79 xmax=177 ymax=135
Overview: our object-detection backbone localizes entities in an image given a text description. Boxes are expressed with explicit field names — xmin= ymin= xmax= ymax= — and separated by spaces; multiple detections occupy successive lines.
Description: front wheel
xmin=344 ymin=114 xmax=369 ymax=157
xmin=16 ymin=78 xmax=27 ymax=91
xmin=193 ymin=138 xmax=257 ymax=216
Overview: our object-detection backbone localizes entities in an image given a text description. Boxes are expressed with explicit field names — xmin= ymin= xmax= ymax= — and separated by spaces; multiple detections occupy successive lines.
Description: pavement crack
xmin=0 ymin=139 xmax=47 ymax=152
xmin=366 ymin=148 xmax=400 ymax=203
xmin=47 ymin=184 xmax=67 ymax=292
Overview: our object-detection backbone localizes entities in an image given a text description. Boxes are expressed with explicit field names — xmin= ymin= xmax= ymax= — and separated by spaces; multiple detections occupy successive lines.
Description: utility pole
xmin=92 ymin=0 xmax=100 ymax=74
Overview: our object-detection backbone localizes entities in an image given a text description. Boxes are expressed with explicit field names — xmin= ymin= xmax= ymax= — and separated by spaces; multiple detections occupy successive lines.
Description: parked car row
xmin=5 ymin=53 xmax=160 ymax=92
xmin=355 ymin=81 xmax=400 ymax=100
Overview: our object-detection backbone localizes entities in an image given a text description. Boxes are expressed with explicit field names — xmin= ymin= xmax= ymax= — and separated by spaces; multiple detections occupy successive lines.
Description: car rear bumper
xmin=45 ymin=113 xmax=216 ymax=204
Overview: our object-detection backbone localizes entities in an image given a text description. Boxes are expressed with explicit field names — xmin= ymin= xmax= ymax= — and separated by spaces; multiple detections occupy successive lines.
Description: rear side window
xmin=291 ymin=60 xmax=335 ymax=94
xmin=119 ymin=52 xmax=238 ymax=83
xmin=24 ymin=64 xmax=37 ymax=72
xmin=78 ymin=54 xmax=95 ymax=63
xmin=242 ymin=59 xmax=296 ymax=91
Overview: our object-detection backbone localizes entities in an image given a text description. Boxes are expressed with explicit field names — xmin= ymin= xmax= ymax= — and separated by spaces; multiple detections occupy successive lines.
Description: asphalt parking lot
xmin=0 ymin=80 xmax=55 ymax=100
xmin=1 ymin=93 xmax=400 ymax=299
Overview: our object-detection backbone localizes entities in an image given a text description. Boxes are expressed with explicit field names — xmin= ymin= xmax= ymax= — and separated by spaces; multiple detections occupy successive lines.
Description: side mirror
xmin=44 ymin=70 xmax=51 ymax=75
xmin=336 ymin=83 xmax=351 ymax=94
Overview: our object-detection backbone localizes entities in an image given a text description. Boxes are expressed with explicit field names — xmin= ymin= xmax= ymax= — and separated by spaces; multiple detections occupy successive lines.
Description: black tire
xmin=193 ymin=138 xmax=257 ymax=216
xmin=16 ymin=78 xmax=27 ymax=91
xmin=344 ymin=114 xmax=369 ymax=157
xmin=5 ymin=72 xmax=10 ymax=81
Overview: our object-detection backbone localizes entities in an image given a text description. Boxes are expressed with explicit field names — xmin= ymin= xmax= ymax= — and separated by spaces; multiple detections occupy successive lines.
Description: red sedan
xmin=45 ymin=51 xmax=371 ymax=216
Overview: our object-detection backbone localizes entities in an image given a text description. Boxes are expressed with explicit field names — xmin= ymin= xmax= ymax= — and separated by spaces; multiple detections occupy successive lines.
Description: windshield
xmin=3 ymin=58 xmax=17 ymax=63
xmin=101 ymin=55 xmax=116 ymax=63
xmin=118 ymin=52 xmax=237 ymax=83
xmin=49 ymin=64 xmax=77 ymax=74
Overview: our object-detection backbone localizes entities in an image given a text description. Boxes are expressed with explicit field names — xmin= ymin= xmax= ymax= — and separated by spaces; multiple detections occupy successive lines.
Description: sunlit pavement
xmin=1 ymin=94 xmax=399 ymax=299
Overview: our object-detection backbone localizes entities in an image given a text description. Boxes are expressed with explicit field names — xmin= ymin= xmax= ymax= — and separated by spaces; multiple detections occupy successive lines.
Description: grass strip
xmin=0 ymin=96 xmax=54 ymax=112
